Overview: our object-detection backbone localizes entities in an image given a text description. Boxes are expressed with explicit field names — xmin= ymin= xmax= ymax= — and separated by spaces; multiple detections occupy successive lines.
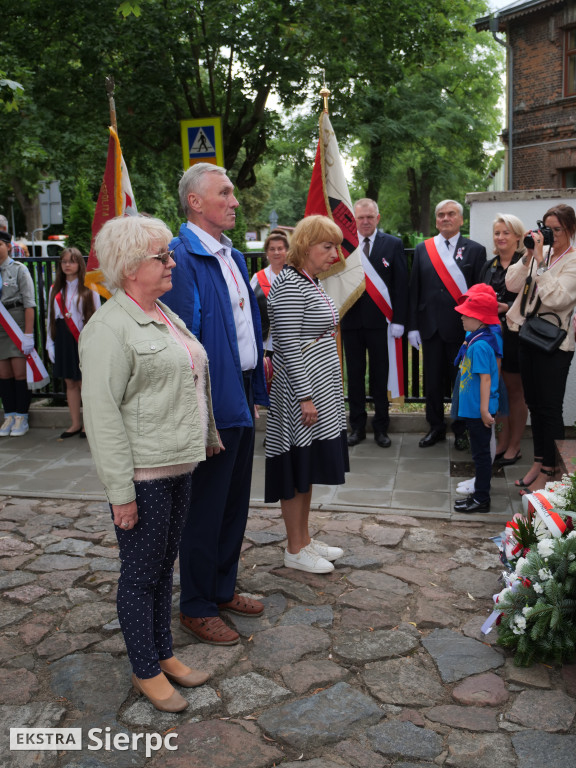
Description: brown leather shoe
xmin=162 ymin=667 xmax=210 ymax=688
xmin=218 ymin=593 xmax=265 ymax=616
xmin=131 ymin=674 xmax=188 ymax=713
xmin=180 ymin=614 xmax=240 ymax=645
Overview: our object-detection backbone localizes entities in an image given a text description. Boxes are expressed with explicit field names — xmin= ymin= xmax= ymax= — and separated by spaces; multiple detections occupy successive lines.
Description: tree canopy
xmin=0 ymin=0 xmax=503 ymax=238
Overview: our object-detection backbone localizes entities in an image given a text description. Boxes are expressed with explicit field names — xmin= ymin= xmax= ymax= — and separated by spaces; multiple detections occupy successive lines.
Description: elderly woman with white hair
xmin=79 ymin=215 xmax=220 ymax=713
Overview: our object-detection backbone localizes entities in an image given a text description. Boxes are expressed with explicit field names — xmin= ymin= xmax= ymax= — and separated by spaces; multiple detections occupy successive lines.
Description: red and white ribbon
xmin=0 ymin=302 xmax=50 ymax=390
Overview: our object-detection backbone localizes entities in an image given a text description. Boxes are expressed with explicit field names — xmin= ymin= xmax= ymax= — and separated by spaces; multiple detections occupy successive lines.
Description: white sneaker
xmin=309 ymin=538 xmax=344 ymax=561
xmin=456 ymin=478 xmax=475 ymax=496
xmin=10 ymin=415 xmax=29 ymax=437
xmin=0 ymin=415 xmax=15 ymax=437
xmin=284 ymin=544 xmax=335 ymax=573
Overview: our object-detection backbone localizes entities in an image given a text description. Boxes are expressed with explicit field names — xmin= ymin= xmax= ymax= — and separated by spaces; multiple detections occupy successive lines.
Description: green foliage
xmin=496 ymin=535 xmax=576 ymax=666
xmin=226 ymin=203 xmax=247 ymax=251
xmin=65 ymin=176 xmax=95 ymax=255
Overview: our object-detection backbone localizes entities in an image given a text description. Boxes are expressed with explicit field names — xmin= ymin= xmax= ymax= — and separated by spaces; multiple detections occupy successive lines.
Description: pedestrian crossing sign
xmin=180 ymin=118 xmax=224 ymax=169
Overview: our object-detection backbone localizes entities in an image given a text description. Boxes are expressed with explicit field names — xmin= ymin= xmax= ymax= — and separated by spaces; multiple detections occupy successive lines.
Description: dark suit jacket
xmin=341 ymin=231 xmax=408 ymax=330
xmin=408 ymin=235 xmax=487 ymax=343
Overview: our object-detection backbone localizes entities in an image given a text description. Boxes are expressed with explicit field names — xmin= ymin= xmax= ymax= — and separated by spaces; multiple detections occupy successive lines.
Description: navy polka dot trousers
xmin=113 ymin=473 xmax=192 ymax=679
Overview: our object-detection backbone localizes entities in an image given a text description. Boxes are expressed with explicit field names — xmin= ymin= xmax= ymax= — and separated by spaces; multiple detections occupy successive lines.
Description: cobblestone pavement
xmin=2 ymin=495 xmax=576 ymax=768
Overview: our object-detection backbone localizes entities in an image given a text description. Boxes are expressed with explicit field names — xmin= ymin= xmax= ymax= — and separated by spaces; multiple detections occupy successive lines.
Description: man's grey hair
xmin=435 ymin=200 xmax=463 ymax=216
xmin=179 ymin=163 xmax=228 ymax=217
xmin=0 ymin=215 xmax=8 ymax=231
xmin=354 ymin=198 xmax=379 ymax=215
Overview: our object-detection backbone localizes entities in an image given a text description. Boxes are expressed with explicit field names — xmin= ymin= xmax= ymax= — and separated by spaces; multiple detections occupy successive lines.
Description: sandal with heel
xmin=519 ymin=467 xmax=556 ymax=496
xmin=515 ymin=458 xmax=543 ymax=489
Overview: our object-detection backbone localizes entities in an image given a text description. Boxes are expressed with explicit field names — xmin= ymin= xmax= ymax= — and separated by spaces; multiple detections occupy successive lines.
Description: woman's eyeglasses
xmin=150 ymin=250 xmax=175 ymax=265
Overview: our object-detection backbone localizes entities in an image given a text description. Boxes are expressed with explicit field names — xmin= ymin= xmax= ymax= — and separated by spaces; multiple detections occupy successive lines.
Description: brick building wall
xmin=505 ymin=1 xmax=576 ymax=189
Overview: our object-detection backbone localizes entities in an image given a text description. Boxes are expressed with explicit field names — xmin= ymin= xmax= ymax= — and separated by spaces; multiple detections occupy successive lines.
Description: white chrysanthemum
xmin=522 ymin=606 xmax=533 ymax=617
xmin=533 ymin=583 xmax=544 ymax=594
xmin=569 ymin=553 xmax=575 ymax=561
xmin=538 ymin=567 xmax=553 ymax=581
xmin=498 ymin=587 xmax=512 ymax=602
xmin=567 ymin=531 xmax=576 ymax=540
xmin=515 ymin=616 xmax=527 ymax=629
xmin=512 ymin=625 xmax=525 ymax=635
xmin=515 ymin=557 xmax=528 ymax=575
xmin=537 ymin=539 xmax=555 ymax=558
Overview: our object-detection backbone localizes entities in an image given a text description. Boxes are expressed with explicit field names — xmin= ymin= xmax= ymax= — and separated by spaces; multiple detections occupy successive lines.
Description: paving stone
xmin=169 ymin=641 xmax=245 ymax=678
xmin=238 ymin=546 xmax=284 ymax=568
xmin=362 ymin=524 xmax=406 ymax=547
xmin=226 ymin=593 xmax=286 ymax=636
xmin=561 ymin=664 xmax=576 ymax=696
xmin=92 ymin=634 xmax=126 ymax=653
xmin=363 ymin=656 xmax=444 ymax=706
xmin=452 ymin=672 xmax=509 ymax=706
xmin=0 ymin=571 xmax=36 ymax=590
xmin=503 ymin=658 xmax=551 ymax=688
xmin=346 ymin=570 xmax=413 ymax=596
xmin=337 ymin=548 xmax=391 ymax=568
xmin=0 ymin=702 xmax=66 ymax=768
xmin=37 ymin=569 xmax=87 ymax=590
xmin=281 ymin=761 xmax=343 ymax=768
xmin=88 ymin=545 xmax=120 ymax=558
xmin=403 ymin=528 xmax=447 ymax=553
xmin=60 ymin=603 xmax=117 ymax=632
xmin=398 ymin=708 xmax=426 ymax=726
xmin=36 ymin=632 xmax=101 ymax=661
xmin=159 ymin=719 xmax=283 ymax=768
xmin=34 ymin=595 xmax=71 ymax=611
xmin=65 ymin=587 xmax=99 ymax=605
xmin=249 ymin=625 xmax=330 ymax=671
xmin=0 ymin=505 xmax=34 ymax=521
xmin=331 ymin=740 xmax=388 ymax=768
xmin=422 ymin=628 xmax=504 ymax=682
xmin=0 ymin=668 xmax=39 ymax=704
xmin=45 ymin=538 xmax=93 ymax=556
xmin=88 ymin=557 xmax=120 ymax=572
xmin=461 ymin=614 xmax=498 ymax=645
xmin=278 ymin=604 xmax=334 ymax=628
xmin=340 ymin=607 xmax=401 ymax=630
xmin=239 ymin=571 xmax=320 ymax=604
xmin=451 ymin=547 xmax=501 ymax=570
xmin=220 ymin=672 xmax=291 ymax=715
xmin=18 ymin=613 xmax=57 ymax=645
xmin=366 ymin=721 xmax=443 ymax=761
xmin=5 ymin=653 xmax=35 ymax=671
xmin=3 ymin=584 xmax=50 ymax=603
xmin=446 ymin=731 xmax=517 ymax=768
xmin=243 ymin=529 xmax=286 ymax=544
xmin=507 ymin=689 xmax=576 ymax=731
xmin=424 ymin=704 xmax=498 ymax=731
xmin=0 ymin=554 xmax=35 ymax=571
xmin=337 ymin=587 xmax=407 ymax=613
xmin=413 ymin=597 xmax=462 ymax=629
xmin=258 ymin=681 xmax=383 ymax=750
xmin=0 ymin=603 xmax=32 ymax=628
xmin=0 ymin=634 xmax=26 ymax=661
xmin=448 ymin=566 xmax=500 ymax=598
xmin=334 ymin=627 xmax=419 ymax=663
xmin=26 ymin=554 xmax=88 ymax=572
xmin=512 ymin=730 xmax=576 ymax=768
xmin=381 ymin=563 xmax=436 ymax=587
xmin=123 ymin=685 xmax=221 ymax=728
xmin=74 ymin=514 xmax=111 ymax=532
xmin=280 ymin=659 xmax=349 ymax=694
xmin=0 ymin=536 xmax=35 ymax=556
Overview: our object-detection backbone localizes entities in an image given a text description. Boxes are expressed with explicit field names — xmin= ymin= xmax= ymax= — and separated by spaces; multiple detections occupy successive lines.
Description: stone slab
xmin=220 ymin=672 xmax=290 ymax=715
xmin=333 ymin=627 xmax=419 ymax=663
xmin=512 ymin=730 xmax=576 ymax=768
xmin=507 ymin=690 xmax=576 ymax=731
xmin=249 ymin=625 xmax=330 ymax=672
xmin=422 ymin=628 xmax=504 ymax=682
xmin=366 ymin=721 xmax=443 ymax=760
xmin=363 ymin=656 xmax=444 ymax=706
xmin=452 ymin=672 xmax=509 ymax=706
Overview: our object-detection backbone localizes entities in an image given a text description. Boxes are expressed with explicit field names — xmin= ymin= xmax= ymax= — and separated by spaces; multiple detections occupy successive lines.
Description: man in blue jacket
xmin=163 ymin=163 xmax=269 ymax=645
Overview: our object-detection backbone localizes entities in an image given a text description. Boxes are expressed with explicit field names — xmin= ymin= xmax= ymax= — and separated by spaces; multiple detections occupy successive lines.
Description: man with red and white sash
xmin=342 ymin=198 xmax=408 ymax=449
xmin=408 ymin=200 xmax=486 ymax=449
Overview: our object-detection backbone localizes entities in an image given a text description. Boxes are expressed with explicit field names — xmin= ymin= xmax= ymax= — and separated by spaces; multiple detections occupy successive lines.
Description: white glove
xmin=48 ymin=347 xmax=55 ymax=364
xmin=390 ymin=323 xmax=404 ymax=339
xmin=21 ymin=334 xmax=35 ymax=355
xmin=408 ymin=330 xmax=421 ymax=350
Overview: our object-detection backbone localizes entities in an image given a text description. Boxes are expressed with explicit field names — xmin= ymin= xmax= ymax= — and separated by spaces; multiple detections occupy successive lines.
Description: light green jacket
xmin=79 ymin=289 xmax=218 ymax=505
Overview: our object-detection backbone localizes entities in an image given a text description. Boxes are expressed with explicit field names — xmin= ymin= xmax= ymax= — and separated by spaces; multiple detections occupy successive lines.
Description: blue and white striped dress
xmin=264 ymin=266 xmax=349 ymax=503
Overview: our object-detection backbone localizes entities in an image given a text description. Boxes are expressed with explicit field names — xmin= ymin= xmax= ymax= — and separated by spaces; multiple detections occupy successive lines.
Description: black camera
xmin=523 ymin=220 xmax=554 ymax=249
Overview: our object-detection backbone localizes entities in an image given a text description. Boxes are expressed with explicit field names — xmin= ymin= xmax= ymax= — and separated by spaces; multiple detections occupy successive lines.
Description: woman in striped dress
xmin=265 ymin=215 xmax=349 ymax=574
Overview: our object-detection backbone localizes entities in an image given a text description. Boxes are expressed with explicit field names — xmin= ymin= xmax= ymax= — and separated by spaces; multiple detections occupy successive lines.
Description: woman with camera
xmin=480 ymin=213 xmax=528 ymax=466
xmin=506 ymin=204 xmax=576 ymax=493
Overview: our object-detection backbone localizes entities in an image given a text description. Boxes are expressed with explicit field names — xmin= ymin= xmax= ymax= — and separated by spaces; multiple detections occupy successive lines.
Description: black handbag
xmin=519 ymin=312 xmax=567 ymax=353
xmin=518 ymin=255 xmax=567 ymax=353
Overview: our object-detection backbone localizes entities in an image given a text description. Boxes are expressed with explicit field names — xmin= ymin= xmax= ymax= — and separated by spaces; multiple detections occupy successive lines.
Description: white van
xmin=21 ymin=238 xmax=66 ymax=259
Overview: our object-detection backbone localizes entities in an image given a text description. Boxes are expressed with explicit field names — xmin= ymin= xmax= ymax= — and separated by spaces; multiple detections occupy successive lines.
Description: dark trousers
xmin=114 ymin=473 xmax=192 ymax=679
xmin=342 ymin=327 xmax=389 ymax=434
xmin=467 ymin=418 xmax=493 ymax=503
xmin=519 ymin=345 xmax=573 ymax=467
xmin=422 ymin=332 xmax=465 ymax=436
xmin=179 ymin=374 xmax=255 ymax=617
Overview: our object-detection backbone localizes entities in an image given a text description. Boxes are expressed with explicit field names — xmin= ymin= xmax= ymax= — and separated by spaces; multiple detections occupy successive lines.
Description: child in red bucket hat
xmin=452 ymin=284 xmax=501 ymax=513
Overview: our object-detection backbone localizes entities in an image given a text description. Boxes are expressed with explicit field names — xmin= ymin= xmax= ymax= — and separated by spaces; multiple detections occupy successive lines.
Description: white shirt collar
xmin=187 ymin=221 xmax=233 ymax=256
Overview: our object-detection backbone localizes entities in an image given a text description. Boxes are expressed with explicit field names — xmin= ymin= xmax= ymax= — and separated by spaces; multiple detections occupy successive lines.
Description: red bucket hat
xmin=455 ymin=283 xmax=500 ymax=325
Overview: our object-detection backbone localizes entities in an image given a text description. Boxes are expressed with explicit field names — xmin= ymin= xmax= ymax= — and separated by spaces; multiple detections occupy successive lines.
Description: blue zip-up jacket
xmin=163 ymin=224 xmax=269 ymax=429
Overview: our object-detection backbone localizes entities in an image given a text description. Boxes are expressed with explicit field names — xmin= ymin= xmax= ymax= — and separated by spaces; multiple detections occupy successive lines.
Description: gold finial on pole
xmin=320 ymin=70 xmax=331 ymax=114
xmin=105 ymin=75 xmax=118 ymax=132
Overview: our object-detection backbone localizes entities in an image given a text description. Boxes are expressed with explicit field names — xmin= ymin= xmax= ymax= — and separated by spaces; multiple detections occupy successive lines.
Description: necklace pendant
xmin=65 ymin=312 xmax=72 ymax=319
xmin=239 ymin=297 xmax=245 ymax=310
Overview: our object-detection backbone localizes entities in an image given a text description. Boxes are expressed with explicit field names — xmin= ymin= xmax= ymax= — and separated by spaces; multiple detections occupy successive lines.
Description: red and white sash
xmin=54 ymin=291 xmax=81 ymax=342
xmin=256 ymin=269 xmax=273 ymax=298
xmin=361 ymin=253 xmax=404 ymax=398
xmin=0 ymin=302 xmax=50 ymax=390
xmin=424 ymin=238 xmax=465 ymax=303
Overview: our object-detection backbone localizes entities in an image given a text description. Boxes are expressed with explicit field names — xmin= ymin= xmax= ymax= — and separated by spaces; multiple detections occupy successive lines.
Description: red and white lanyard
xmin=126 ymin=294 xmax=194 ymax=370
xmin=301 ymin=269 xmax=337 ymax=332
xmin=216 ymin=251 xmax=245 ymax=310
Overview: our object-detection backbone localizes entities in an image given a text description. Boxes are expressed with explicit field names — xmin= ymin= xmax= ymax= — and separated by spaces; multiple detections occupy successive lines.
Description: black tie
xmin=445 ymin=239 xmax=451 ymax=250
xmin=363 ymin=237 xmax=370 ymax=258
